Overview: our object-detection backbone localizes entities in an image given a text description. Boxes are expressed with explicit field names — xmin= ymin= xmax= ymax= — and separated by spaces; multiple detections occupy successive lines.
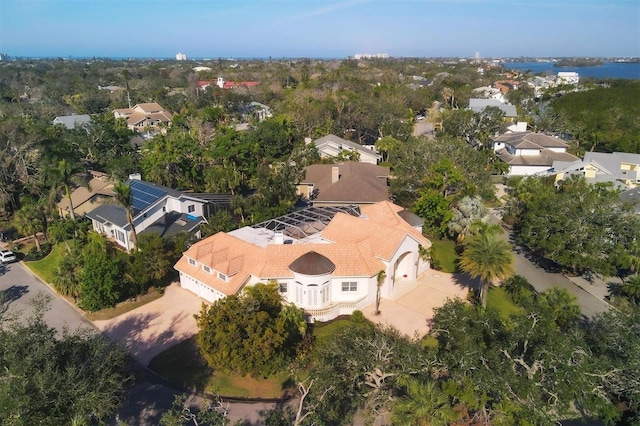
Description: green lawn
xmin=487 ymin=286 xmax=523 ymax=319
xmin=25 ymin=241 xmax=69 ymax=283
xmin=149 ymin=336 xmax=293 ymax=398
xmin=312 ymin=318 xmax=352 ymax=343
xmin=430 ymin=239 xmax=459 ymax=273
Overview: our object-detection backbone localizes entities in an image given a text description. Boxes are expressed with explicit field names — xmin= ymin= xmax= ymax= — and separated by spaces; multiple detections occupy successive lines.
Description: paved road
xmin=508 ymin=234 xmax=610 ymax=319
xmin=489 ymin=197 xmax=610 ymax=320
xmin=0 ymin=261 xmax=94 ymax=331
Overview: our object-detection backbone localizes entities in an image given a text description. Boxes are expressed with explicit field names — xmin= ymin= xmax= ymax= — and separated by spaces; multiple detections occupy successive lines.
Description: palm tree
xmin=375 ymin=270 xmax=386 ymax=315
xmin=459 ymin=232 xmax=514 ymax=307
xmin=48 ymin=159 xmax=88 ymax=221
xmin=113 ymin=181 xmax=137 ymax=251
xmin=13 ymin=202 xmax=47 ymax=252
xmin=392 ymin=378 xmax=457 ymax=426
xmin=53 ymin=255 xmax=81 ymax=302
xmin=622 ymin=274 xmax=640 ymax=304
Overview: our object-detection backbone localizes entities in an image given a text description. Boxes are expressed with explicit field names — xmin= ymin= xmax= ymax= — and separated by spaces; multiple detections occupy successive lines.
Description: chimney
xmin=274 ymin=231 xmax=284 ymax=244
xmin=128 ymin=173 xmax=142 ymax=181
xmin=331 ymin=166 xmax=340 ymax=184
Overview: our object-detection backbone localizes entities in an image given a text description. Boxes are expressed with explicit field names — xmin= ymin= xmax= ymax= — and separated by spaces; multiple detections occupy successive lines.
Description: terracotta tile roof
xmin=175 ymin=232 xmax=266 ymax=296
xmin=362 ymin=200 xmax=430 ymax=246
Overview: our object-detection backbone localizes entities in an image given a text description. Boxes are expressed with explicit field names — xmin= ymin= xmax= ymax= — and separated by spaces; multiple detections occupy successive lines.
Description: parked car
xmin=0 ymin=250 xmax=17 ymax=264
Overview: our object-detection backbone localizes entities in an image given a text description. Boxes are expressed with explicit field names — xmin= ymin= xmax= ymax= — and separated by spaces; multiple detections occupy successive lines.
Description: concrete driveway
xmin=94 ymin=283 xmax=206 ymax=366
xmin=362 ymin=272 xmax=475 ymax=338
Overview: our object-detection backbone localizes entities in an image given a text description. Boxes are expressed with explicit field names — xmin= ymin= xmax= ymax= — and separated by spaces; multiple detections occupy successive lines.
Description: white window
xmin=188 ymin=257 xmax=196 ymax=266
xmin=342 ymin=282 xmax=357 ymax=292
xmin=307 ymin=284 xmax=318 ymax=306
xmin=278 ymin=282 xmax=287 ymax=293
xmin=188 ymin=205 xmax=195 ymax=213
xmin=295 ymin=281 xmax=303 ymax=304
xmin=218 ymin=272 xmax=227 ymax=281
xmin=203 ymin=265 xmax=211 ymax=274
xmin=116 ymin=230 xmax=125 ymax=242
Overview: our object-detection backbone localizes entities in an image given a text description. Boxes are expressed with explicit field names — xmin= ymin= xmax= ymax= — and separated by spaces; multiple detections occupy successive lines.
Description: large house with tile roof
xmin=175 ymin=201 xmax=431 ymax=321
xmin=113 ymin=103 xmax=173 ymax=133
xmin=297 ymin=162 xmax=390 ymax=207
xmin=493 ymin=131 xmax=579 ymax=176
xmin=86 ymin=177 xmax=208 ymax=251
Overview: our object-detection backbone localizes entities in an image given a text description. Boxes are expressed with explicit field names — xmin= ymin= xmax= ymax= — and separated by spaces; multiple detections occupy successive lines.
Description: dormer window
xmin=217 ymin=272 xmax=227 ymax=282
xmin=188 ymin=257 xmax=196 ymax=266
xmin=203 ymin=265 xmax=211 ymax=274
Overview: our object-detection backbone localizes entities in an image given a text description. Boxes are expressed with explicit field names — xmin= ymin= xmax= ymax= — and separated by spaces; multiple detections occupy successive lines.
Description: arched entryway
xmin=393 ymin=251 xmax=415 ymax=282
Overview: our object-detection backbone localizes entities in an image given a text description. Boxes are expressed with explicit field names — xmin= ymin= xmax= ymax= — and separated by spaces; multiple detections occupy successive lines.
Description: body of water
xmin=503 ymin=61 xmax=640 ymax=80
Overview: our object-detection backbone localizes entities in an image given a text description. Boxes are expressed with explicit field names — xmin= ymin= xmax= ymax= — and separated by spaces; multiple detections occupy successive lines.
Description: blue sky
xmin=1 ymin=0 xmax=639 ymax=58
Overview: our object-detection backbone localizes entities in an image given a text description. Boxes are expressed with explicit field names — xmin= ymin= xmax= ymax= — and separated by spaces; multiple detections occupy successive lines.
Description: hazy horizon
xmin=1 ymin=0 xmax=639 ymax=59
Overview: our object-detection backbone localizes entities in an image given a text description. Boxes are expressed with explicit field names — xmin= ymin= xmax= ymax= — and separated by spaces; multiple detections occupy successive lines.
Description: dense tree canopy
xmin=548 ymin=80 xmax=640 ymax=153
xmin=0 ymin=295 xmax=131 ymax=424
xmin=195 ymin=282 xmax=306 ymax=377
xmin=506 ymin=175 xmax=640 ymax=275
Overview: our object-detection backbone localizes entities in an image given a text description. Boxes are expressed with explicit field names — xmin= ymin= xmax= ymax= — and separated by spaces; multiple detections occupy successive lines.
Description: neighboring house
xmin=85 ymin=177 xmax=208 ymax=251
xmin=52 ymin=114 xmax=91 ymax=130
xmin=197 ymin=77 xmax=260 ymax=91
xmin=309 ymin=134 xmax=382 ymax=165
xmin=57 ymin=171 xmax=114 ymax=218
xmin=583 ymin=152 xmax=640 ymax=188
xmin=248 ymin=101 xmax=272 ymax=121
xmin=472 ymin=86 xmax=505 ymax=102
xmin=468 ymin=98 xmax=518 ymax=122
xmin=493 ymin=132 xmax=579 ymax=176
xmin=174 ymin=200 xmax=431 ymax=321
xmin=113 ymin=103 xmax=173 ymax=133
xmin=493 ymin=80 xmax=519 ymax=94
xmin=556 ymin=72 xmax=579 ymax=86
xmin=552 ymin=152 xmax=640 ymax=189
xmin=97 ymin=85 xmax=124 ymax=93
xmin=297 ymin=162 xmax=390 ymax=207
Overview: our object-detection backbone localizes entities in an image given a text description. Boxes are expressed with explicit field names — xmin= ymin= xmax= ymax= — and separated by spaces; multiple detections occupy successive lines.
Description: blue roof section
xmin=129 ymin=179 xmax=168 ymax=215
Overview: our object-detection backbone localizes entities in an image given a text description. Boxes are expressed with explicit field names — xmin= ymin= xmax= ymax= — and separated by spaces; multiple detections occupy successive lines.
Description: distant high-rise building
xmin=354 ymin=53 xmax=389 ymax=60
xmin=176 ymin=52 xmax=187 ymax=61
xmin=474 ymin=52 xmax=480 ymax=63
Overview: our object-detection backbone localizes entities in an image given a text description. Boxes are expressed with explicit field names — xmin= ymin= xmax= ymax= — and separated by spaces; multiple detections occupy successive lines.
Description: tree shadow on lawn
xmin=148 ymin=335 xmax=213 ymax=393
xmin=99 ymin=310 xmax=194 ymax=366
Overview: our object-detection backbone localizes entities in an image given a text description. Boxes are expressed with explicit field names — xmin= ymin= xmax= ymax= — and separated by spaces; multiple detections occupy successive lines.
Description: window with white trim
xmin=188 ymin=257 xmax=196 ymax=266
xmin=218 ymin=272 xmax=227 ymax=282
xmin=188 ymin=205 xmax=195 ymax=213
xmin=341 ymin=281 xmax=357 ymax=292
xmin=278 ymin=282 xmax=287 ymax=293
xmin=203 ymin=265 xmax=211 ymax=274
xmin=116 ymin=230 xmax=125 ymax=242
